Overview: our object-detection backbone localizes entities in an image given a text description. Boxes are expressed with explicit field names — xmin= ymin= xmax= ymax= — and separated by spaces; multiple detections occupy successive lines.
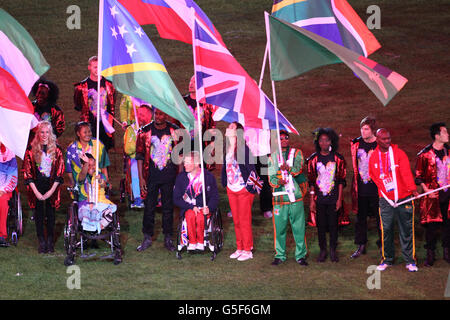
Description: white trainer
xmin=229 ymin=250 xmax=243 ymax=259
xmin=237 ymin=251 xmax=253 ymax=261
xmin=187 ymin=243 xmax=197 ymax=251
xmin=263 ymin=211 xmax=273 ymax=219
xmin=196 ymin=243 xmax=205 ymax=251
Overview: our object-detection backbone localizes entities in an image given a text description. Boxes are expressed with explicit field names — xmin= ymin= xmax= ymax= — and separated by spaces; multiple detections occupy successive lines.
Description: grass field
xmin=1 ymin=0 xmax=450 ymax=301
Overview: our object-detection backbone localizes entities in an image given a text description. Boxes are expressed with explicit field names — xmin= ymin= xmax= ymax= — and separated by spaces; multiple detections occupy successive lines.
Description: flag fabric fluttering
xmin=267 ymin=14 xmax=407 ymax=106
xmin=271 ymin=0 xmax=381 ymax=57
xmin=0 ymin=9 xmax=50 ymax=159
xmin=100 ymin=0 xmax=195 ymax=131
xmin=192 ymin=13 xmax=298 ymax=133
xmin=118 ymin=0 xmax=223 ymax=45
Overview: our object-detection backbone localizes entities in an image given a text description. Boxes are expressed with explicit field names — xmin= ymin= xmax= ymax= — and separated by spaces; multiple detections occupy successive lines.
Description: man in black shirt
xmin=350 ymin=116 xmax=381 ymax=259
xmin=136 ymin=109 xmax=179 ymax=252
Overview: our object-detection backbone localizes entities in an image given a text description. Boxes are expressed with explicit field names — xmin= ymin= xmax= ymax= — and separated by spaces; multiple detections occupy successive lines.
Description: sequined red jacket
xmin=29 ymin=101 xmax=66 ymax=143
xmin=415 ymin=144 xmax=450 ymax=224
xmin=23 ymin=146 xmax=65 ymax=209
xmin=306 ymin=152 xmax=349 ymax=227
xmin=73 ymin=77 xmax=115 ymax=122
xmin=135 ymin=122 xmax=179 ymax=199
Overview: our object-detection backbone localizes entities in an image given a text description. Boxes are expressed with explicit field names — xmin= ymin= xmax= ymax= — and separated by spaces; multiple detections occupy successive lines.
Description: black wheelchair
xmin=5 ymin=189 xmax=23 ymax=246
xmin=64 ymin=187 xmax=122 ymax=266
xmin=175 ymin=208 xmax=224 ymax=261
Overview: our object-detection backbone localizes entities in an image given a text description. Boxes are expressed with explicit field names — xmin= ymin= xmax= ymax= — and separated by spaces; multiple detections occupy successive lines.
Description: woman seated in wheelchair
xmin=77 ymin=153 xmax=116 ymax=233
xmin=0 ymin=142 xmax=18 ymax=247
xmin=173 ymin=151 xmax=219 ymax=251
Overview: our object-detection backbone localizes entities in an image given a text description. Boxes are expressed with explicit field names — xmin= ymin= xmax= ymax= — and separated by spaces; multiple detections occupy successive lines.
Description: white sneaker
xmin=196 ymin=243 xmax=205 ymax=251
xmin=376 ymin=263 xmax=390 ymax=271
xmin=230 ymin=250 xmax=243 ymax=259
xmin=187 ymin=243 xmax=197 ymax=251
xmin=263 ymin=211 xmax=273 ymax=219
xmin=237 ymin=251 xmax=253 ymax=261
xmin=227 ymin=211 xmax=233 ymax=218
xmin=406 ymin=263 xmax=418 ymax=272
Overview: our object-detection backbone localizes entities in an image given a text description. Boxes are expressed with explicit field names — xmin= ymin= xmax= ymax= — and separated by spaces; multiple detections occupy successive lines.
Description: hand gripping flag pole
xmin=394 ymin=184 xmax=450 ymax=208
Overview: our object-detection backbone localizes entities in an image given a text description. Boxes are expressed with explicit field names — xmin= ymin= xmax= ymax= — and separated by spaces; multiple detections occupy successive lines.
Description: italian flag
xmin=0 ymin=8 xmax=49 ymax=159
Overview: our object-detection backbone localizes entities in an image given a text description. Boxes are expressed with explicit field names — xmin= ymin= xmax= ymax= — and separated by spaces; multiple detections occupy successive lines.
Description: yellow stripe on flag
xmin=102 ymin=62 xmax=167 ymax=77
xmin=272 ymin=0 xmax=307 ymax=14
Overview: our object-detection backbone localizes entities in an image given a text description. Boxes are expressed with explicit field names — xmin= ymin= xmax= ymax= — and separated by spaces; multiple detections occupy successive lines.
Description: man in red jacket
xmin=368 ymin=129 xmax=419 ymax=272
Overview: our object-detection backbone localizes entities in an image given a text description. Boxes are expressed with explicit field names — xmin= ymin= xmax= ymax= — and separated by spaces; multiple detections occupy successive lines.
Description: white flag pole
xmin=258 ymin=42 xmax=269 ymax=89
xmin=95 ymin=0 xmax=105 ymax=204
xmin=264 ymin=12 xmax=283 ymax=161
xmin=394 ymin=184 xmax=450 ymax=207
xmin=191 ymin=9 xmax=207 ymax=211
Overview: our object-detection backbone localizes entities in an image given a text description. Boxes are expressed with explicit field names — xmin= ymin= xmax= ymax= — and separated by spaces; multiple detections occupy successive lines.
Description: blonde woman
xmin=23 ymin=121 xmax=65 ymax=253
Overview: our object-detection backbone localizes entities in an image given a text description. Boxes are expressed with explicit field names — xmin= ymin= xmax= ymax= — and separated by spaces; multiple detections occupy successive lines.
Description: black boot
xmin=47 ymin=235 xmax=55 ymax=254
xmin=444 ymin=247 xmax=450 ymax=264
xmin=38 ymin=237 xmax=47 ymax=254
xmin=164 ymin=235 xmax=175 ymax=252
xmin=330 ymin=248 xmax=339 ymax=262
xmin=424 ymin=249 xmax=435 ymax=267
xmin=350 ymin=244 xmax=366 ymax=259
xmin=317 ymin=248 xmax=327 ymax=262
xmin=137 ymin=234 xmax=152 ymax=252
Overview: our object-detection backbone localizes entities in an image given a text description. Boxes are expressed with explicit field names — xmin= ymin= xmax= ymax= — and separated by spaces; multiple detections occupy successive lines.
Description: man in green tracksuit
xmin=268 ymin=130 xmax=308 ymax=266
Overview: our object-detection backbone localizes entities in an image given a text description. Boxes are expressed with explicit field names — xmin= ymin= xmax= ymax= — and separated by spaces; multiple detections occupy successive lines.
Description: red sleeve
xmin=368 ymin=151 xmax=381 ymax=190
xmin=398 ymin=149 xmax=417 ymax=193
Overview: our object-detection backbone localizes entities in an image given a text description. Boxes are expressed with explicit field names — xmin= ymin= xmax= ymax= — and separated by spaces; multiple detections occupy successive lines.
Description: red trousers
xmin=185 ymin=209 xmax=209 ymax=245
xmin=0 ymin=192 xmax=12 ymax=238
xmin=227 ymin=187 xmax=255 ymax=251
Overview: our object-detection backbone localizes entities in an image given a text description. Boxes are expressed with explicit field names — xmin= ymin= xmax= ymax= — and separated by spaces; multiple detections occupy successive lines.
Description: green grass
xmin=1 ymin=0 xmax=450 ymax=300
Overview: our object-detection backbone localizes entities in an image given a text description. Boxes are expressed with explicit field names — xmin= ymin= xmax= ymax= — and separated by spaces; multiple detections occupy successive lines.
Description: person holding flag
xmin=368 ymin=128 xmax=419 ymax=272
xmin=173 ymin=151 xmax=219 ymax=251
xmin=415 ymin=123 xmax=450 ymax=266
xmin=221 ymin=122 xmax=259 ymax=262
xmin=74 ymin=56 xmax=116 ymax=151
xmin=268 ymin=130 xmax=308 ymax=266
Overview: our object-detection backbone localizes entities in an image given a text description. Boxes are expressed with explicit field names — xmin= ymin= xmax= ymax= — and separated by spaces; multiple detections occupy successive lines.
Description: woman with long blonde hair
xmin=23 ymin=121 xmax=65 ymax=253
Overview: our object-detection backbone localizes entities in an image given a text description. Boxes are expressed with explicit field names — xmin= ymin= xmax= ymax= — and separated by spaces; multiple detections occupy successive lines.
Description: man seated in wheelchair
xmin=173 ymin=151 xmax=219 ymax=251
xmin=77 ymin=153 xmax=116 ymax=233
xmin=0 ymin=142 xmax=18 ymax=247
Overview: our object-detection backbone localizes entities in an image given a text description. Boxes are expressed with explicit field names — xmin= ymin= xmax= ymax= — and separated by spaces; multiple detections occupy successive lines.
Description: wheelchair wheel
xmin=210 ymin=209 xmax=224 ymax=255
xmin=112 ymin=211 xmax=122 ymax=265
xmin=6 ymin=190 xmax=22 ymax=245
xmin=64 ymin=203 xmax=78 ymax=265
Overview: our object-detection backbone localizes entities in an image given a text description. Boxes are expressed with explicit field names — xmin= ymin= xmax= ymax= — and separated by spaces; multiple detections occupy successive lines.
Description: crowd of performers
xmin=0 ymin=56 xmax=449 ymax=272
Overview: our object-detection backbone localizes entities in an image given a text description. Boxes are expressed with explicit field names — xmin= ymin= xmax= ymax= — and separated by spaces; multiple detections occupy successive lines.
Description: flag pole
xmin=191 ymin=9 xmax=207 ymax=212
xmin=258 ymin=42 xmax=268 ymax=88
xmin=264 ymin=12 xmax=283 ymax=161
xmin=95 ymin=0 xmax=105 ymax=204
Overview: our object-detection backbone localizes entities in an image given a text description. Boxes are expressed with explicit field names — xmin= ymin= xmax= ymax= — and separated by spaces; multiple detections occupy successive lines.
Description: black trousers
xmin=35 ymin=199 xmax=55 ymax=240
xmin=143 ymin=180 xmax=175 ymax=237
xmin=316 ymin=203 xmax=338 ymax=250
xmin=424 ymin=200 xmax=450 ymax=250
xmin=354 ymin=195 xmax=382 ymax=246
xmin=255 ymin=156 xmax=273 ymax=213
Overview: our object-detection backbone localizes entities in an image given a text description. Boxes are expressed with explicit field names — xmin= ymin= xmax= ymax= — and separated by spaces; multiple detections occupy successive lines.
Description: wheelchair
xmin=6 ymin=189 xmax=23 ymax=246
xmin=175 ymin=208 xmax=224 ymax=261
xmin=64 ymin=187 xmax=122 ymax=266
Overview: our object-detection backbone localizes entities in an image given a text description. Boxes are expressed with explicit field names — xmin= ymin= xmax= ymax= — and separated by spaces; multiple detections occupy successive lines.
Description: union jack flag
xmin=246 ymin=170 xmax=263 ymax=194
xmin=192 ymin=13 xmax=298 ymax=134
xmin=181 ymin=218 xmax=188 ymax=246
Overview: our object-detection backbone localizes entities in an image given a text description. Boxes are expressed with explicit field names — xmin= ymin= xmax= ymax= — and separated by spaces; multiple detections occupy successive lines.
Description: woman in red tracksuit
xmin=221 ymin=122 xmax=259 ymax=262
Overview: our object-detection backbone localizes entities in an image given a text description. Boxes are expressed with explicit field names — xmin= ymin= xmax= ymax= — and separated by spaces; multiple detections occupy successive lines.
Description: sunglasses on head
xmin=280 ymin=135 xmax=289 ymax=140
